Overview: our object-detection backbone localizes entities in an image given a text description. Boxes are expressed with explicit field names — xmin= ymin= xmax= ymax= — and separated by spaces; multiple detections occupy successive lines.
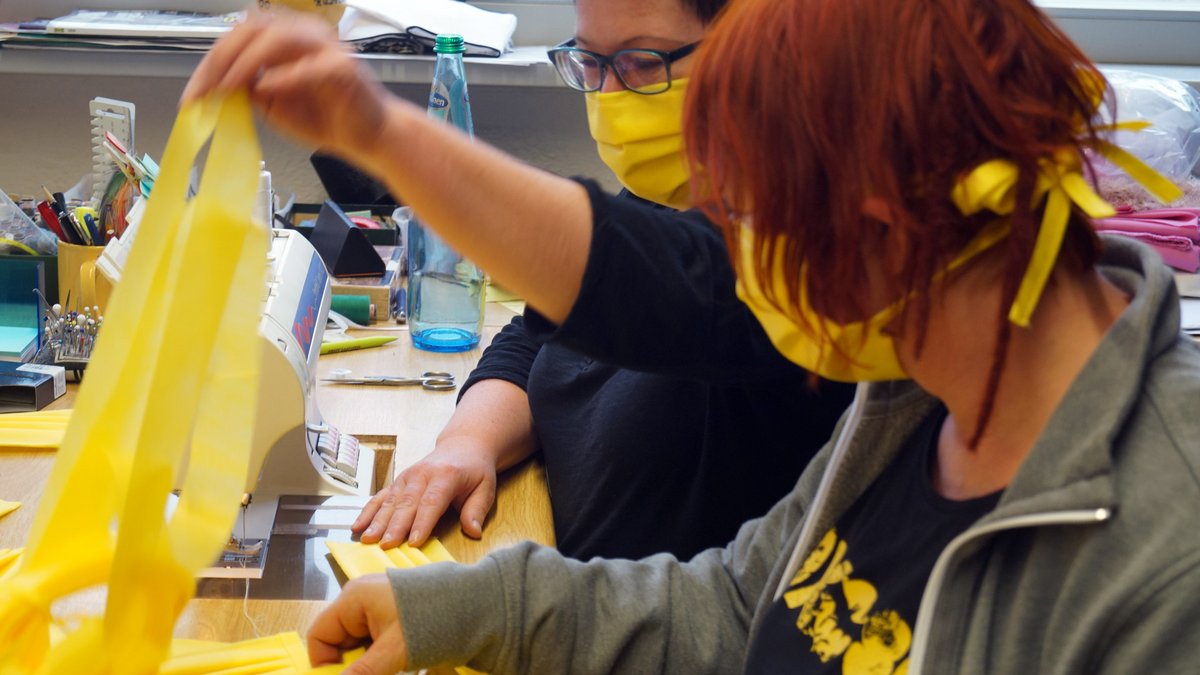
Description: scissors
xmin=320 ymin=371 xmax=456 ymax=391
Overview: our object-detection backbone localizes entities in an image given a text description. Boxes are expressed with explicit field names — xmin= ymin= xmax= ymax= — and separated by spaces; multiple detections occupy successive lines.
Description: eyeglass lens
xmin=553 ymin=49 xmax=671 ymax=93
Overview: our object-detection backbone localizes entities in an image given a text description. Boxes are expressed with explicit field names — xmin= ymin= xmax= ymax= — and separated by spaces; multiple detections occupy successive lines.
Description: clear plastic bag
xmin=0 ymin=190 xmax=58 ymax=255
xmin=1094 ymin=69 xmax=1200 ymax=208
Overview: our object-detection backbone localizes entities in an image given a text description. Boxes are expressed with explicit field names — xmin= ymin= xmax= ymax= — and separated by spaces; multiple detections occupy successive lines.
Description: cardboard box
xmin=330 ymin=245 xmax=404 ymax=323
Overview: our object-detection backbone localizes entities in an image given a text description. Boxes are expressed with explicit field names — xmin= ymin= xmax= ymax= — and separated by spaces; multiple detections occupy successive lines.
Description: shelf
xmin=0 ymin=45 xmax=563 ymax=88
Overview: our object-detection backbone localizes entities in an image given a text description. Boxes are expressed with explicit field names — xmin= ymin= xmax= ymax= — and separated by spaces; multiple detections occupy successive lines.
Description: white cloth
xmin=341 ymin=0 xmax=517 ymax=57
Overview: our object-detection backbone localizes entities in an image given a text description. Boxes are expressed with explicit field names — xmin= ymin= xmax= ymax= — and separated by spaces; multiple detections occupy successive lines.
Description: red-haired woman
xmin=185 ymin=0 xmax=1200 ymax=672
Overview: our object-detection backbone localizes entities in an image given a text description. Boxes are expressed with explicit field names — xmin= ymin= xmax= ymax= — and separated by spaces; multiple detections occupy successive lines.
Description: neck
xmin=901 ymin=259 xmax=1128 ymax=499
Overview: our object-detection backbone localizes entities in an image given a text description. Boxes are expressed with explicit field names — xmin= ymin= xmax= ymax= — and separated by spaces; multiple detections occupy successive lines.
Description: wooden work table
xmin=0 ymin=300 xmax=554 ymax=645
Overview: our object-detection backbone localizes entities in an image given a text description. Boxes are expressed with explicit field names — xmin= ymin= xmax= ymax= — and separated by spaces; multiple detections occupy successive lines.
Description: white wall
xmin=4 ymin=0 xmax=1198 ymax=205
xmin=0 ymin=0 xmax=616 ymax=205
xmin=0 ymin=73 xmax=616 ymax=205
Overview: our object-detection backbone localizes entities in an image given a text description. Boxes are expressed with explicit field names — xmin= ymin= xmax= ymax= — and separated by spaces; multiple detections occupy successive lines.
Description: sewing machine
xmin=99 ymin=224 xmax=374 ymax=578
xmin=211 ymin=228 xmax=374 ymax=577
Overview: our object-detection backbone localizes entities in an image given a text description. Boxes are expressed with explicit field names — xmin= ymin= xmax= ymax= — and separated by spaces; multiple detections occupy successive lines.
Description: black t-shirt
xmin=744 ymin=406 xmax=1001 ymax=674
xmin=462 ymin=181 xmax=854 ymax=560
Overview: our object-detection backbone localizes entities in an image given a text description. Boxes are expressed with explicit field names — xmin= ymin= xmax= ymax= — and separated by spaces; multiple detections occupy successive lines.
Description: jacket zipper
xmin=771 ymin=382 xmax=870 ymax=601
xmin=906 ymin=507 xmax=1113 ymax=674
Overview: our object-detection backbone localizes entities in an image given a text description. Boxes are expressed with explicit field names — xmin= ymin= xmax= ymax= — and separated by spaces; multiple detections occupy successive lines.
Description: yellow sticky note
xmin=0 ymin=500 xmax=18 ymax=519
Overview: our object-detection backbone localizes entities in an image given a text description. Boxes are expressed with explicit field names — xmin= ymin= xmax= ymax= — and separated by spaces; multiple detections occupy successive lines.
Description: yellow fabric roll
xmin=0 ymin=92 xmax=268 ymax=673
xmin=0 ymin=409 xmax=71 ymax=450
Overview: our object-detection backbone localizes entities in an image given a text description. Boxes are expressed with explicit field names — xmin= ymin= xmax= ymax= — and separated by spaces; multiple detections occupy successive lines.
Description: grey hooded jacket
xmin=389 ymin=236 xmax=1200 ymax=674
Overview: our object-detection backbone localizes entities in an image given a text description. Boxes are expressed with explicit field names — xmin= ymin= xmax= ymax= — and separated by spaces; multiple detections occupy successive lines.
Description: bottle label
xmin=428 ymin=83 xmax=450 ymax=123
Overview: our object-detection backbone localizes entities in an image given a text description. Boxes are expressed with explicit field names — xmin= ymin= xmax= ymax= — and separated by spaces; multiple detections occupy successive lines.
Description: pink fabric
xmin=1094 ymin=206 xmax=1200 ymax=272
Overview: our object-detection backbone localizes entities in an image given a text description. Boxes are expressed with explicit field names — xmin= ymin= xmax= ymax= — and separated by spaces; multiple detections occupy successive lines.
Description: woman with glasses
xmin=343 ymin=0 xmax=853 ymax=562
xmin=189 ymin=0 xmax=1200 ymax=672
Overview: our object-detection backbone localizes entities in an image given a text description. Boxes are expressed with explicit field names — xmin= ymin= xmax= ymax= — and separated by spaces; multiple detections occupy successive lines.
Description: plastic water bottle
xmin=408 ymin=34 xmax=486 ymax=352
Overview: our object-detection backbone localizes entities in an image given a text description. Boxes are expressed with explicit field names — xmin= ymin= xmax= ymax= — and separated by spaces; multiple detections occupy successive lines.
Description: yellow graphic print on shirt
xmin=782 ymin=528 xmax=912 ymax=675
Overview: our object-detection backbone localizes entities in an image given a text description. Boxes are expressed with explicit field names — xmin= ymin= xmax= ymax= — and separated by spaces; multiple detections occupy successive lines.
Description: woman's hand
xmin=353 ymin=437 xmax=500 ymax=548
xmin=307 ymin=574 xmax=409 ymax=673
xmin=181 ymin=10 xmax=393 ymax=159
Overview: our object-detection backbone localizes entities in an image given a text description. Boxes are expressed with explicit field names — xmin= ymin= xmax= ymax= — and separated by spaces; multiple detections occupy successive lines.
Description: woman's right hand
xmin=352 ymin=436 xmax=499 ymax=549
xmin=181 ymin=9 xmax=395 ymax=162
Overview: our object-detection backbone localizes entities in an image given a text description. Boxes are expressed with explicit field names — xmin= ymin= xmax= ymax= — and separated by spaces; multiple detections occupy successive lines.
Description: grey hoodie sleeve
xmin=387 ymin=444 xmax=833 ymax=674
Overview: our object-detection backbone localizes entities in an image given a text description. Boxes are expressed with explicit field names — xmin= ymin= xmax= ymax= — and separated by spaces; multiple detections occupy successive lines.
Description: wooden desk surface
xmin=0 ymin=301 xmax=553 ymax=644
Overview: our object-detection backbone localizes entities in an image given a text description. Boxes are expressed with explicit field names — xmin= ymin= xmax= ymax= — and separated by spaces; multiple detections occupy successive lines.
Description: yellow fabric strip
xmin=162 ymin=633 xmax=363 ymax=674
xmin=0 ymin=549 xmax=21 ymax=578
xmin=0 ymin=500 xmax=18 ymax=519
xmin=0 ymin=410 xmax=71 ymax=450
xmin=0 ymin=92 xmax=268 ymax=674
xmin=1088 ymin=137 xmax=1184 ymax=205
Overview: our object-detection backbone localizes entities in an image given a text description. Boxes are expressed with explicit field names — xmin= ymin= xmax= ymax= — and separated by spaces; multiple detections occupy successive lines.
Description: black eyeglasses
xmin=547 ymin=38 xmax=699 ymax=95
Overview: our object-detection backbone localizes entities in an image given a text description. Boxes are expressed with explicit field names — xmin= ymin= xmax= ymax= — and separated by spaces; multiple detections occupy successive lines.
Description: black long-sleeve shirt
xmin=462 ymin=181 xmax=853 ymax=560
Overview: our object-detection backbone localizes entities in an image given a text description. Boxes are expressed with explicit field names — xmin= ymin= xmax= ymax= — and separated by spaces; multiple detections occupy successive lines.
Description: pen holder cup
xmin=56 ymin=242 xmax=110 ymax=313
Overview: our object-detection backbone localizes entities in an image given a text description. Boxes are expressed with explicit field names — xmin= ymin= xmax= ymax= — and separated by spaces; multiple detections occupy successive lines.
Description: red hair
xmin=686 ymin=0 xmax=1107 ymax=442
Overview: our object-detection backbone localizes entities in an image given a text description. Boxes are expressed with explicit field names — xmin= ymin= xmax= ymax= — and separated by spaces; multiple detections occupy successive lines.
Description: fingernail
xmin=408 ymin=529 xmax=421 ymax=544
xmin=471 ymin=519 xmax=481 ymax=531
xmin=364 ymin=526 xmax=378 ymax=536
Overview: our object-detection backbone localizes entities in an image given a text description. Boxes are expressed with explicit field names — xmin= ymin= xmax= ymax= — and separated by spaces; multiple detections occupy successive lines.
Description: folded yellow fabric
xmin=325 ymin=539 xmax=486 ymax=675
xmin=0 ymin=500 xmax=18 ymax=519
xmin=0 ymin=92 xmax=268 ymax=674
xmin=0 ymin=409 xmax=71 ymax=449
xmin=0 ymin=549 xmax=21 ymax=578
xmin=326 ymin=538 xmax=455 ymax=580
xmin=162 ymin=632 xmax=362 ymax=674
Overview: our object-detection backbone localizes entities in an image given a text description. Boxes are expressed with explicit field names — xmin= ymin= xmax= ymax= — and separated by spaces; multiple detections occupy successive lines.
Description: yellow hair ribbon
xmin=952 ymin=122 xmax=1184 ymax=328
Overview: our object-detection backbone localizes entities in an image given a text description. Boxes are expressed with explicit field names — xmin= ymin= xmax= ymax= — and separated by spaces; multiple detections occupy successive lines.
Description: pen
xmin=75 ymin=207 xmax=102 ymax=245
xmin=42 ymin=187 xmax=83 ymax=244
xmin=61 ymin=208 xmax=89 ymax=245
xmin=319 ymin=335 xmax=397 ymax=355
xmin=36 ymin=201 xmax=68 ymax=242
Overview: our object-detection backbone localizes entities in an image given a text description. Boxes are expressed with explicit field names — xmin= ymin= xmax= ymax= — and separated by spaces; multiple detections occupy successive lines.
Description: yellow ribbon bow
xmin=951 ymin=121 xmax=1183 ymax=327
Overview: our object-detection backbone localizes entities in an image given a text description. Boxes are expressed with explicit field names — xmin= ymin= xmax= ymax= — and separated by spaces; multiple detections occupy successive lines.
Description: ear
xmin=861 ymin=196 xmax=895 ymax=225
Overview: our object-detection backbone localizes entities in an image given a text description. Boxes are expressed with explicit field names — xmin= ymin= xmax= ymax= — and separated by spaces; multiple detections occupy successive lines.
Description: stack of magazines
xmin=0 ymin=10 xmax=241 ymax=52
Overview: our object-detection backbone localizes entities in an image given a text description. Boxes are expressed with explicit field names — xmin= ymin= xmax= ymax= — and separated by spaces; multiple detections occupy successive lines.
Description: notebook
xmin=44 ymin=11 xmax=240 ymax=39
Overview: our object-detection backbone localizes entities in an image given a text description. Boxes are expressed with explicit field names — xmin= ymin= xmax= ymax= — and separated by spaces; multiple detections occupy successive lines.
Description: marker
xmin=319 ymin=335 xmax=397 ymax=355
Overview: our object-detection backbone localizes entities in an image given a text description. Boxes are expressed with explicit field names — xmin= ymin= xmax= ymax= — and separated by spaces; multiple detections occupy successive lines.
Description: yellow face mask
xmin=585 ymin=78 xmax=691 ymax=210
xmin=737 ymin=129 xmax=1183 ymax=383
xmin=735 ymin=223 xmax=1010 ymax=382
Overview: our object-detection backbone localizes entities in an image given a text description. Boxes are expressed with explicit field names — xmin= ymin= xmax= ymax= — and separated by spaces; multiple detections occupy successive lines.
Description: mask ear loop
xmin=951 ymin=123 xmax=1183 ymax=329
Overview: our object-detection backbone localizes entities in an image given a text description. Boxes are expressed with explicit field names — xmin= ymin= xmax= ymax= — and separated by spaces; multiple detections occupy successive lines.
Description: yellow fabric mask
xmin=585 ymin=79 xmax=691 ymax=210
xmin=736 ymin=223 xmax=1010 ymax=382
xmin=737 ymin=124 xmax=1182 ymax=383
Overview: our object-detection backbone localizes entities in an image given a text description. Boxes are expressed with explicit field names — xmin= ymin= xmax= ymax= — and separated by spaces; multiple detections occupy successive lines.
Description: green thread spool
xmin=331 ymin=294 xmax=373 ymax=325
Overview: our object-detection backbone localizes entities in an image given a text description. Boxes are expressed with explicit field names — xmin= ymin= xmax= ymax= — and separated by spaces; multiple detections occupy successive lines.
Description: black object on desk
xmin=309 ymin=200 xmax=387 ymax=277
xmin=0 ymin=362 xmax=65 ymax=412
